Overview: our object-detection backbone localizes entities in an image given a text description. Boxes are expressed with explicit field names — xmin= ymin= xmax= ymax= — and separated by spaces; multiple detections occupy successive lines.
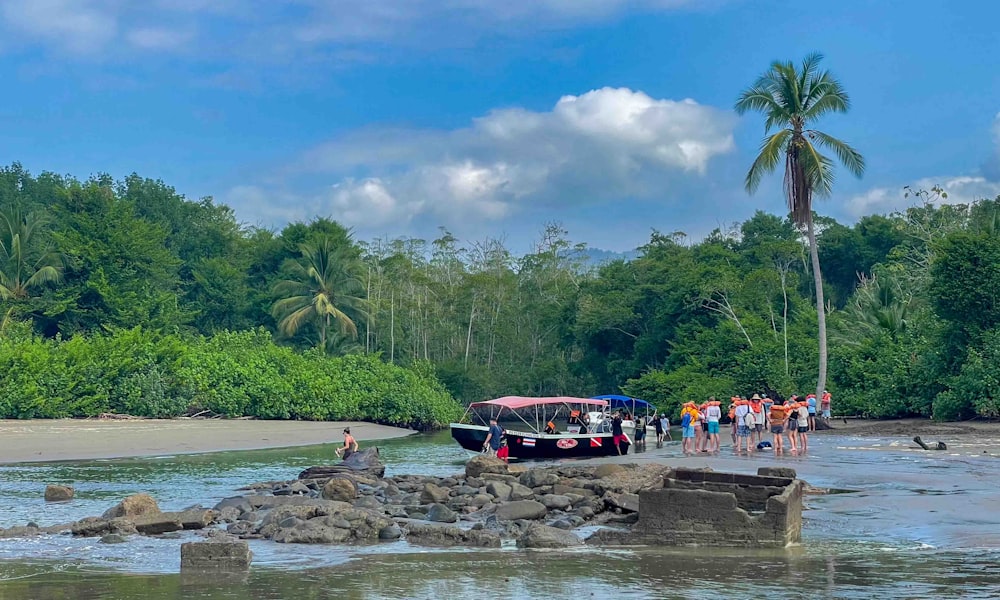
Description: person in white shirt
xmin=705 ymin=398 xmax=722 ymax=453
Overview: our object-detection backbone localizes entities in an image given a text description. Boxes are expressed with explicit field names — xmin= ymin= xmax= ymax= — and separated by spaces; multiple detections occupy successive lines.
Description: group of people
xmin=677 ymin=391 xmax=831 ymax=456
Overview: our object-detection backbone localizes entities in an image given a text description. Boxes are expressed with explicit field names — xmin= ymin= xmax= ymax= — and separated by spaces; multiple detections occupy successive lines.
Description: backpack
xmin=742 ymin=410 xmax=756 ymax=428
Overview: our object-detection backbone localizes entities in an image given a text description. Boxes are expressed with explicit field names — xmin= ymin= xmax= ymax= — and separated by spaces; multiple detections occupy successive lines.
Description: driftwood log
xmin=298 ymin=447 xmax=385 ymax=479
xmin=913 ymin=436 xmax=947 ymax=451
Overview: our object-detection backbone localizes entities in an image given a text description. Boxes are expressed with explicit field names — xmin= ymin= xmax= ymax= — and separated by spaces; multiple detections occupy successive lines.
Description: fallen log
xmin=913 ymin=436 xmax=947 ymax=451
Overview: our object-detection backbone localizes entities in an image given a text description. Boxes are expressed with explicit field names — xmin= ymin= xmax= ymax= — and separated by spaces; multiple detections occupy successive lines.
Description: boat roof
xmin=470 ymin=396 xmax=609 ymax=410
xmin=591 ymin=394 xmax=655 ymax=411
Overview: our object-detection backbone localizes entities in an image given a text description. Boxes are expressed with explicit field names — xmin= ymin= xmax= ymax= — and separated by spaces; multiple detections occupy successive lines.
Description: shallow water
xmin=1 ymin=430 xmax=999 ymax=598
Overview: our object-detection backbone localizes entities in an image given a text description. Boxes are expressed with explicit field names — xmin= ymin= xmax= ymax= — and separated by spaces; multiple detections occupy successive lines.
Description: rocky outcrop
xmin=517 ymin=523 xmax=584 ymax=549
xmin=298 ymin=447 xmax=386 ymax=479
xmin=102 ymin=494 xmax=160 ymax=520
xmin=180 ymin=541 xmax=252 ymax=572
xmin=465 ymin=455 xmax=508 ymax=478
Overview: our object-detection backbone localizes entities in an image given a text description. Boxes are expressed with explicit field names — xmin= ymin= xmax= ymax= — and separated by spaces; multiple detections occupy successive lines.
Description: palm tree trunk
xmin=806 ymin=216 xmax=828 ymax=398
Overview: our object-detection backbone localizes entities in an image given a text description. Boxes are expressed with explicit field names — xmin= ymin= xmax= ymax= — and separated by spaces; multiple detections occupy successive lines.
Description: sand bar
xmin=0 ymin=419 xmax=414 ymax=464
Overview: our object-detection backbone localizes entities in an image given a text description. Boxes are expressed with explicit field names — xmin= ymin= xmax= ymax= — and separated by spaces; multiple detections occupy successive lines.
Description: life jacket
xmin=749 ymin=401 xmax=763 ymax=414
xmin=769 ymin=405 xmax=786 ymax=422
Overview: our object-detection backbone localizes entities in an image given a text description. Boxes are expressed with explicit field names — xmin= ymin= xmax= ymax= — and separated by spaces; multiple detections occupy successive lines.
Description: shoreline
xmin=0 ymin=419 xmax=415 ymax=464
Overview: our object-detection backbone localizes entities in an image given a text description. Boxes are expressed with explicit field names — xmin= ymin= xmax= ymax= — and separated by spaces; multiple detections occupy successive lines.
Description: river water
xmin=1 ymin=429 xmax=999 ymax=599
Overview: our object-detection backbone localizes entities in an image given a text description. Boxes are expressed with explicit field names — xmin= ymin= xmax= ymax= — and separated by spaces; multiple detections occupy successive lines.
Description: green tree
xmin=272 ymin=236 xmax=369 ymax=353
xmin=0 ymin=207 xmax=62 ymax=301
xmin=736 ymin=52 xmax=865 ymax=400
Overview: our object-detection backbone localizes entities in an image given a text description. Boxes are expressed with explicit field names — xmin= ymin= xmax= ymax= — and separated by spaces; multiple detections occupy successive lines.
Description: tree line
xmin=0 ymin=163 xmax=996 ymax=422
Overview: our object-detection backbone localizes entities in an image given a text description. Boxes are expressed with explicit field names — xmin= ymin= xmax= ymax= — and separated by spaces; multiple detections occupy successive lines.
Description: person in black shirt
xmin=612 ymin=411 xmax=625 ymax=455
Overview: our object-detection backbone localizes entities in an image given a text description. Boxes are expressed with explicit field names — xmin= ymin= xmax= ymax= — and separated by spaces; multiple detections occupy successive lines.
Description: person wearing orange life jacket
xmin=705 ymin=398 xmax=722 ymax=453
xmin=680 ymin=402 xmax=697 ymax=455
xmin=733 ymin=398 xmax=753 ymax=454
xmin=768 ymin=399 xmax=789 ymax=453
xmin=694 ymin=402 xmax=708 ymax=453
xmin=786 ymin=400 xmax=801 ymax=454
xmin=748 ymin=394 xmax=766 ymax=447
xmin=728 ymin=397 xmax=739 ymax=447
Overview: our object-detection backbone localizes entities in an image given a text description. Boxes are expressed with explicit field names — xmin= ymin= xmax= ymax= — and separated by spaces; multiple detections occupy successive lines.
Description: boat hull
xmin=450 ymin=423 xmax=629 ymax=459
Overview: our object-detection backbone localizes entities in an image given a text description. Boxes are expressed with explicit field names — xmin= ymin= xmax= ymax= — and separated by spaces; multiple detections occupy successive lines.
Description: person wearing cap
xmin=336 ymin=427 xmax=359 ymax=460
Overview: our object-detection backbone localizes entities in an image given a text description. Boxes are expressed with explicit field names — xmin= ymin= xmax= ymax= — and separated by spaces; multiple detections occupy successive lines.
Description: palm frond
xmin=800 ymin=139 xmax=836 ymax=197
xmin=24 ymin=265 xmax=61 ymax=289
xmin=745 ymin=129 xmax=792 ymax=194
xmin=808 ymin=130 xmax=866 ymax=177
xmin=277 ymin=303 xmax=315 ymax=337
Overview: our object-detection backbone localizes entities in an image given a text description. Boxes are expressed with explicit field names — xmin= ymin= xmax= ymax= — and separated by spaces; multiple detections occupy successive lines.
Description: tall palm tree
xmin=272 ymin=237 xmax=368 ymax=353
xmin=0 ymin=207 xmax=62 ymax=301
xmin=736 ymin=53 xmax=865 ymax=399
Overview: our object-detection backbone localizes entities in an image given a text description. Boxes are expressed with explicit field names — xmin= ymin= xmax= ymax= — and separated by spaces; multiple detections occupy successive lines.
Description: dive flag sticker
xmin=590 ymin=437 xmax=602 ymax=448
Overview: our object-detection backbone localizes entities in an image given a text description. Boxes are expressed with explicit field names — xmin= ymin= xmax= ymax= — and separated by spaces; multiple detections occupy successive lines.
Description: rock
xmin=378 ymin=524 xmax=402 ymax=540
xmin=180 ymin=541 xmax=253 ymax=572
xmin=520 ymin=470 xmax=560 ymax=488
xmin=593 ymin=464 xmax=625 ymax=479
xmin=495 ymin=500 xmax=548 ymax=521
xmin=352 ymin=496 xmax=382 ymax=510
xmin=213 ymin=496 xmax=252 ymax=515
xmin=44 ymin=485 xmax=74 ymax=502
xmin=540 ymin=494 xmax=572 ymax=510
xmin=420 ymin=483 xmax=451 ymax=505
xmin=553 ymin=484 xmax=595 ymax=497
xmin=272 ymin=522 xmax=351 ymax=544
xmin=455 ymin=485 xmax=480 ymax=496
xmin=322 ymin=477 xmax=358 ymax=502
xmin=486 ymin=482 xmax=512 ymax=501
xmin=517 ymin=523 xmax=584 ymax=549
xmin=298 ymin=447 xmax=386 ymax=479
xmin=757 ymin=467 xmax=797 ymax=479
xmin=603 ymin=492 xmax=639 ymax=513
xmin=573 ymin=506 xmax=595 ymax=520
xmin=71 ymin=517 xmax=137 ymax=537
xmin=426 ymin=503 xmax=458 ymax=523
xmin=465 ymin=455 xmax=508 ymax=478
xmin=550 ymin=519 xmax=574 ymax=530
xmin=400 ymin=520 xmax=501 ymax=548
xmin=166 ymin=509 xmax=217 ymax=530
xmin=509 ymin=483 xmax=534 ymax=501
xmin=102 ymin=494 xmax=160 ymax=520
xmin=99 ymin=533 xmax=127 ymax=544
xmin=227 ymin=521 xmax=254 ymax=536
xmin=470 ymin=494 xmax=493 ymax=508
xmin=133 ymin=513 xmax=184 ymax=535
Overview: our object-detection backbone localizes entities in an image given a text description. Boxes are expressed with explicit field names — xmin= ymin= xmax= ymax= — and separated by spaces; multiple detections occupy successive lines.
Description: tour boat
xmin=591 ymin=394 xmax=658 ymax=436
xmin=450 ymin=396 xmax=631 ymax=459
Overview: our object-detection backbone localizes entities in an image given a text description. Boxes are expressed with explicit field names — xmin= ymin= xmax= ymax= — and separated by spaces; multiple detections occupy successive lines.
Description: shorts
xmin=682 ymin=426 xmax=695 ymax=439
xmin=737 ymin=425 xmax=751 ymax=437
xmin=822 ymin=409 xmax=831 ymax=418
xmin=770 ymin=425 xmax=784 ymax=434
xmin=613 ymin=434 xmax=626 ymax=446
xmin=754 ymin=424 xmax=763 ymax=432
xmin=798 ymin=426 xmax=808 ymax=434
xmin=635 ymin=430 xmax=645 ymax=440
xmin=707 ymin=421 xmax=720 ymax=435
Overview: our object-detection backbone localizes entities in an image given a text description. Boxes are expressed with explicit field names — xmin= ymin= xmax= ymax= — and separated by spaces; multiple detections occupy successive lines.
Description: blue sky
xmin=1 ymin=0 xmax=998 ymax=252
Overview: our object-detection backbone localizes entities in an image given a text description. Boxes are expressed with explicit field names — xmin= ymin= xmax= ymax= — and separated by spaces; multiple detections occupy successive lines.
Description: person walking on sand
xmin=336 ymin=427 xmax=359 ymax=460
xmin=482 ymin=417 xmax=503 ymax=457
xmin=705 ymin=398 xmax=722 ymax=453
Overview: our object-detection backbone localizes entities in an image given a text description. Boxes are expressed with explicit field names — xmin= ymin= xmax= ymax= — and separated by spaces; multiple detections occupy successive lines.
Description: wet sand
xmin=813 ymin=417 xmax=1000 ymax=437
xmin=0 ymin=419 xmax=414 ymax=464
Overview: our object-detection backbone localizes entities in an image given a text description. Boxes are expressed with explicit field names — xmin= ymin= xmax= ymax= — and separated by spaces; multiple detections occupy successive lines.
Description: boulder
xmin=352 ymin=496 xmax=382 ymax=510
xmin=465 ymin=455 xmax=508 ymax=478
xmin=400 ymin=520 xmax=501 ymax=548
xmin=426 ymin=503 xmax=458 ymax=523
xmin=99 ymin=533 xmax=128 ymax=544
xmin=298 ymin=447 xmax=386 ymax=479
xmin=71 ymin=517 xmax=137 ymax=537
xmin=378 ymin=524 xmax=402 ymax=540
xmin=213 ymin=496 xmax=252 ymax=515
xmin=517 ymin=523 xmax=584 ymax=549
xmin=520 ymin=470 xmax=560 ymax=488
xmin=509 ymin=483 xmax=534 ymax=501
xmin=133 ymin=513 xmax=184 ymax=535
xmin=272 ymin=522 xmax=352 ymax=544
xmin=44 ymin=485 xmax=74 ymax=502
xmin=495 ymin=500 xmax=548 ymax=521
xmin=322 ymin=477 xmax=358 ymax=502
xmin=757 ymin=467 xmax=797 ymax=479
xmin=102 ymin=494 xmax=160 ymax=520
xmin=540 ymin=494 xmax=572 ymax=510
xmin=420 ymin=483 xmax=451 ymax=505
xmin=180 ymin=541 xmax=252 ymax=572
xmin=593 ymin=464 xmax=625 ymax=479
xmin=486 ymin=481 xmax=512 ymax=501
xmin=603 ymin=492 xmax=639 ymax=513
xmin=166 ymin=509 xmax=217 ymax=530
xmin=470 ymin=494 xmax=493 ymax=508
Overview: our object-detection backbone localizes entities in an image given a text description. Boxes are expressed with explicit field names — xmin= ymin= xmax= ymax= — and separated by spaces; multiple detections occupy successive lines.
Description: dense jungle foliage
xmin=0 ymin=164 xmax=996 ymax=422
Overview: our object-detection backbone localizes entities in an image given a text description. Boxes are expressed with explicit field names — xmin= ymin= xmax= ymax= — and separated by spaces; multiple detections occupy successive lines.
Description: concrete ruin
xmin=590 ymin=467 xmax=803 ymax=548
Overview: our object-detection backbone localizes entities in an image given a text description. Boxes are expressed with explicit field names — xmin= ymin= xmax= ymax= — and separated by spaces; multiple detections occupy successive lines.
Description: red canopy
xmin=470 ymin=396 xmax=609 ymax=410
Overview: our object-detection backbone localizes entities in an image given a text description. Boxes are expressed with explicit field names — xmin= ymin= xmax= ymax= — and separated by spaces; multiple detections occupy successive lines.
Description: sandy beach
xmin=0 ymin=419 xmax=415 ymax=464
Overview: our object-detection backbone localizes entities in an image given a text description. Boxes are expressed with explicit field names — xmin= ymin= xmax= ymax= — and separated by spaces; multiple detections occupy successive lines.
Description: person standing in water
xmin=611 ymin=411 xmax=626 ymax=455
xmin=705 ymin=398 xmax=722 ymax=453
xmin=335 ymin=427 xmax=359 ymax=460
xmin=653 ymin=411 xmax=664 ymax=446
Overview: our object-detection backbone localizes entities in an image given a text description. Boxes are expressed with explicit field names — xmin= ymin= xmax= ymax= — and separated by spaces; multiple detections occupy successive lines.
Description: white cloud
xmin=230 ymin=87 xmax=734 ymax=228
xmin=0 ymin=0 xmax=696 ymax=63
xmin=126 ymin=27 xmax=194 ymax=51
xmin=1 ymin=0 xmax=117 ymax=54
xmin=847 ymin=176 xmax=1000 ymax=217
